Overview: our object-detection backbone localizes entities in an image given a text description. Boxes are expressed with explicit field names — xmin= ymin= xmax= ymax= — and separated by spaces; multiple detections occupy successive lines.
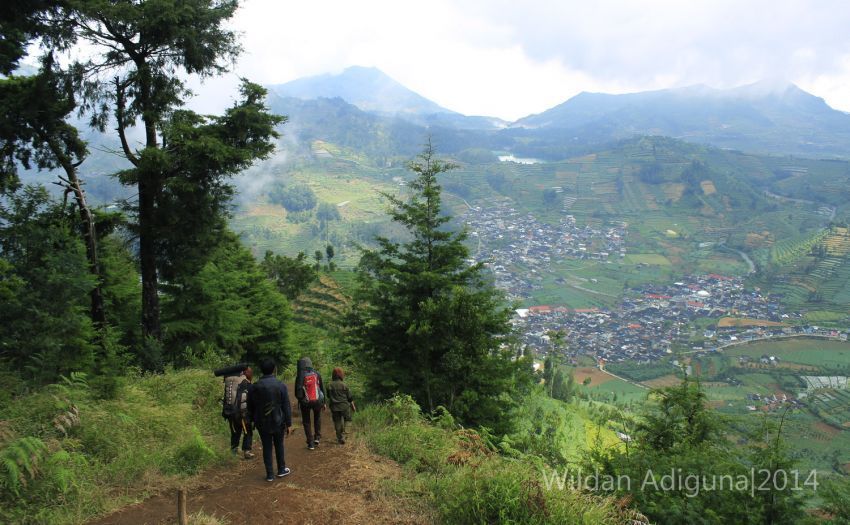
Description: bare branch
xmin=114 ymin=76 xmax=139 ymax=166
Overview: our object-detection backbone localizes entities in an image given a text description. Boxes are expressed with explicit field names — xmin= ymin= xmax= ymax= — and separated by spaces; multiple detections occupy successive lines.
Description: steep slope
xmin=514 ymin=81 xmax=850 ymax=158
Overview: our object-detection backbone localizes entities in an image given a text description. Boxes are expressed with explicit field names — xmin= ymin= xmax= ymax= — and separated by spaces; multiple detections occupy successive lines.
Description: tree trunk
xmin=70 ymin=176 xmax=106 ymax=327
xmin=138 ymin=173 xmax=161 ymax=340
xmin=137 ymin=66 xmax=162 ymax=342
xmin=49 ymin=139 xmax=106 ymax=328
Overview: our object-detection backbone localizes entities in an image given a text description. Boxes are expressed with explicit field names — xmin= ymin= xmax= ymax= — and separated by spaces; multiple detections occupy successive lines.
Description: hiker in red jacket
xmin=295 ymin=356 xmax=325 ymax=450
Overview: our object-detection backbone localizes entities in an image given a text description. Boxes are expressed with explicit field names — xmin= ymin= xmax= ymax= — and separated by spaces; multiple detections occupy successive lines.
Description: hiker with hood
xmin=223 ymin=366 xmax=255 ymax=459
xmin=326 ymin=367 xmax=356 ymax=444
xmin=247 ymin=358 xmax=292 ymax=482
xmin=295 ymin=356 xmax=325 ymax=450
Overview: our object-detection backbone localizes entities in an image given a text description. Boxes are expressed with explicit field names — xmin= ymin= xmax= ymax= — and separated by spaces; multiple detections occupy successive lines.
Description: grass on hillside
xmin=355 ymin=394 xmax=646 ymax=525
xmin=0 ymin=369 xmax=233 ymax=525
xmin=723 ymin=338 xmax=850 ymax=369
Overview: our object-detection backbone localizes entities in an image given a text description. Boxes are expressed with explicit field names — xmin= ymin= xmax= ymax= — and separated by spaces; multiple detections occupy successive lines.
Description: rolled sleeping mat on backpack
xmin=213 ymin=363 xmax=248 ymax=377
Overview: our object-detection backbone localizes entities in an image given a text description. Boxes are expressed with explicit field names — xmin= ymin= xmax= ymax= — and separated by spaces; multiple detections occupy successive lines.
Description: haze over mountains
xmin=267 ymin=66 xmax=850 ymax=159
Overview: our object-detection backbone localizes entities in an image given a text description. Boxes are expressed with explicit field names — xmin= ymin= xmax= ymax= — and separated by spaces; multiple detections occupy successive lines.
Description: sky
xmin=188 ymin=0 xmax=850 ymax=121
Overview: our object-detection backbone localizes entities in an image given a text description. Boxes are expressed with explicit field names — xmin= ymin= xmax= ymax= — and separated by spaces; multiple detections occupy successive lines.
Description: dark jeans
xmin=229 ymin=418 xmax=253 ymax=451
xmin=259 ymin=430 xmax=285 ymax=477
xmin=332 ymin=410 xmax=347 ymax=440
xmin=300 ymin=402 xmax=322 ymax=445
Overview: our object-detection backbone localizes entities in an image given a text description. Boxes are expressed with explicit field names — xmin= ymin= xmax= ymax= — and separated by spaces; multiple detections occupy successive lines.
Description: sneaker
xmin=313 ymin=439 xmax=320 ymax=448
xmin=307 ymin=444 xmax=315 ymax=450
xmin=243 ymin=450 xmax=255 ymax=459
xmin=266 ymin=475 xmax=274 ymax=482
xmin=276 ymin=467 xmax=291 ymax=478
xmin=231 ymin=447 xmax=239 ymax=456
xmin=338 ymin=437 xmax=346 ymax=445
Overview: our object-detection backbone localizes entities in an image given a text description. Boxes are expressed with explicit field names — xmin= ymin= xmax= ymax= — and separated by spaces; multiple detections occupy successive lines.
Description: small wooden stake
xmin=178 ymin=488 xmax=188 ymax=525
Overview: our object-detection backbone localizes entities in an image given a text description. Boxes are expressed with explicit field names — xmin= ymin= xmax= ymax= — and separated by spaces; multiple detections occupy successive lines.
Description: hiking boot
xmin=243 ymin=450 xmax=255 ymax=459
xmin=338 ymin=437 xmax=346 ymax=445
xmin=231 ymin=447 xmax=239 ymax=456
xmin=277 ymin=467 xmax=291 ymax=478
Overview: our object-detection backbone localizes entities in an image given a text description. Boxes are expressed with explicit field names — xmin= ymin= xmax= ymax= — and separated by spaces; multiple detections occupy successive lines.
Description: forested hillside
xmin=2 ymin=2 xmax=850 ymax=525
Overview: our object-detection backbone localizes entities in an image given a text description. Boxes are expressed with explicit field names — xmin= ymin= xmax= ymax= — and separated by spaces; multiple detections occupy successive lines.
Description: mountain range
xmin=268 ymin=67 xmax=850 ymax=159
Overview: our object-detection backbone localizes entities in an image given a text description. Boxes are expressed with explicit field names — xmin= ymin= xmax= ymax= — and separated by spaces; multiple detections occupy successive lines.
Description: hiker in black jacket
xmin=247 ymin=358 xmax=292 ymax=482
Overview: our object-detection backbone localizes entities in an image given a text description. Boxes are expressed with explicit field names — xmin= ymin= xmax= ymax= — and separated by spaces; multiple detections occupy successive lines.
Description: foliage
xmin=316 ymin=201 xmax=341 ymax=225
xmin=260 ymin=250 xmax=316 ymax=299
xmin=357 ymin=394 xmax=646 ymax=525
xmin=820 ymin=476 xmax=850 ymax=524
xmin=152 ymin=82 xmax=285 ymax=285
xmin=0 ymin=55 xmax=85 ymax=194
xmin=590 ymin=379 xmax=806 ymax=524
xmin=349 ymin=143 xmax=518 ymax=433
xmin=162 ymin=232 xmax=291 ymax=366
xmin=66 ymin=0 xmax=279 ymax=343
xmin=0 ymin=186 xmax=96 ymax=382
xmin=0 ymin=368 xmax=230 ymax=524
xmin=269 ymin=182 xmax=317 ymax=212
xmin=0 ymin=436 xmax=48 ymax=496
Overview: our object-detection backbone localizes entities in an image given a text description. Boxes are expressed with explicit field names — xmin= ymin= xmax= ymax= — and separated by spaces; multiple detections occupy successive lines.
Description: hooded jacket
xmin=295 ymin=357 xmax=325 ymax=405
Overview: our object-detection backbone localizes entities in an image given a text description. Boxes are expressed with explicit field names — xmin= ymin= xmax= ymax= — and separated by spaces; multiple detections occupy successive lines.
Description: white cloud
xmin=186 ymin=0 xmax=850 ymax=120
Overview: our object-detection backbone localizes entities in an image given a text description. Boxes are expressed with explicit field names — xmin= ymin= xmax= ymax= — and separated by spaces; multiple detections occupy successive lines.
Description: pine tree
xmin=350 ymin=142 xmax=516 ymax=432
xmin=65 ymin=0 xmax=282 ymax=348
xmin=0 ymin=186 xmax=96 ymax=381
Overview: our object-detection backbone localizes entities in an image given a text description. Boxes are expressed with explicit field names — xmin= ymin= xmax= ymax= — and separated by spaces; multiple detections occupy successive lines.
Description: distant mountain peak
xmin=267 ymin=66 xmax=456 ymax=117
xmin=513 ymin=80 xmax=850 ymax=158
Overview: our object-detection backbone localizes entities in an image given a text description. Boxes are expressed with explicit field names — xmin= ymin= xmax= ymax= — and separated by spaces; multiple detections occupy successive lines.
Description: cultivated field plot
xmin=641 ymin=374 xmax=684 ymax=388
xmin=806 ymin=388 xmax=850 ymax=429
xmin=723 ymin=338 xmax=850 ymax=368
xmin=583 ymin=375 xmax=648 ymax=404
xmin=717 ymin=317 xmax=787 ymax=328
xmin=572 ymin=367 xmax=617 ymax=387
xmin=622 ymin=253 xmax=672 ymax=266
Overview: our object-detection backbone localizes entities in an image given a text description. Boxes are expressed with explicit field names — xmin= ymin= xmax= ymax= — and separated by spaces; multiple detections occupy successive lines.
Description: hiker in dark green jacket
xmin=326 ymin=367 xmax=355 ymax=444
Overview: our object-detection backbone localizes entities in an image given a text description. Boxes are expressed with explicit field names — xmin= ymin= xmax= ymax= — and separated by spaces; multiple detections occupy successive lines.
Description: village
xmin=512 ymin=272 xmax=846 ymax=362
xmin=460 ymin=200 xmax=627 ymax=301
xmin=459 ymin=203 xmax=847 ymax=368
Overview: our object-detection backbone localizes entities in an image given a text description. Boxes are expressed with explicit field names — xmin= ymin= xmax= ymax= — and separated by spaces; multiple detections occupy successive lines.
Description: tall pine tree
xmin=65 ymin=0 xmax=281 ymax=351
xmin=350 ymin=142 xmax=517 ymax=432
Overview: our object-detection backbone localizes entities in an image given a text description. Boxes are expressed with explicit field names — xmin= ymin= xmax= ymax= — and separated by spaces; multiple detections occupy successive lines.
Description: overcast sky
xmin=189 ymin=0 xmax=850 ymax=121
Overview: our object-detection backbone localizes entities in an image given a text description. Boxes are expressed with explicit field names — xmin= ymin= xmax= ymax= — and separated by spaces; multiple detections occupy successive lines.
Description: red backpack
xmin=302 ymin=371 xmax=323 ymax=404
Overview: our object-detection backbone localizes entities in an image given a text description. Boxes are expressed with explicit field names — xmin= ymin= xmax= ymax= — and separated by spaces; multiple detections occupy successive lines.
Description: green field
xmin=723 ymin=338 xmax=850 ymax=369
xmin=583 ymin=377 xmax=649 ymax=404
xmin=623 ymin=253 xmax=672 ymax=265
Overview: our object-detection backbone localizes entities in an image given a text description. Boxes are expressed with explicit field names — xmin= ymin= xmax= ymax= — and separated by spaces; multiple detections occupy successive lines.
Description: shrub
xmin=356 ymin=395 xmax=639 ymax=525
xmin=169 ymin=427 xmax=217 ymax=475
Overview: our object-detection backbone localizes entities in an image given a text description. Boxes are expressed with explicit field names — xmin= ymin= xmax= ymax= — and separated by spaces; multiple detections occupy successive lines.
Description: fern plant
xmin=0 ymin=436 xmax=48 ymax=496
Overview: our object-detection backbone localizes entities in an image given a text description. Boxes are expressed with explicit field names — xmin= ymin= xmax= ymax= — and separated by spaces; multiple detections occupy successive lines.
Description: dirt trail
xmin=89 ymin=388 xmax=424 ymax=525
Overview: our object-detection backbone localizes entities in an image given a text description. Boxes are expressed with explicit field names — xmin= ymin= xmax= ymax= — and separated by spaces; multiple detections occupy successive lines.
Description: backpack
xmin=222 ymin=375 xmax=243 ymax=419
xmin=235 ymin=380 xmax=250 ymax=420
xmin=302 ymin=371 xmax=323 ymax=404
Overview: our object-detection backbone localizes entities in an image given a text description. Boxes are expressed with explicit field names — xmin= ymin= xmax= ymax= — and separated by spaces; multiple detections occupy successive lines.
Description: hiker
xmin=224 ymin=366 xmax=255 ymax=459
xmin=326 ymin=367 xmax=356 ymax=444
xmin=247 ymin=358 xmax=292 ymax=482
xmin=295 ymin=356 xmax=325 ymax=450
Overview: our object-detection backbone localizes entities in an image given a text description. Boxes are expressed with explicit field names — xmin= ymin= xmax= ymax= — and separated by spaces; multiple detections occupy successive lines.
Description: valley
xmin=226 ymin=122 xmax=850 ymax=478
